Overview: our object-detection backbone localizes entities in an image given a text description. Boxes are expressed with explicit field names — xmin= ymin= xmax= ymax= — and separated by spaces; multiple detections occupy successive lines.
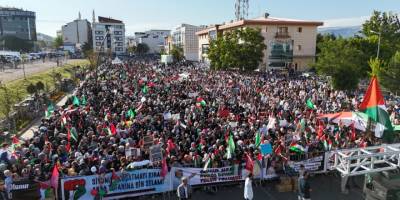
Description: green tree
xmin=208 ymin=28 xmax=265 ymax=71
xmin=36 ymin=81 xmax=45 ymax=93
xmin=136 ymin=43 xmax=149 ymax=55
xmin=0 ymin=85 xmax=18 ymax=123
xmin=314 ymin=38 xmax=364 ymax=90
xmin=0 ymin=35 xmax=33 ymax=52
xmin=378 ymin=52 xmax=400 ymax=94
xmin=53 ymin=35 xmax=64 ymax=49
xmin=170 ymin=45 xmax=184 ymax=62
xmin=361 ymin=11 xmax=400 ymax=61
xmin=26 ymin=83 xmax=37 ymax=95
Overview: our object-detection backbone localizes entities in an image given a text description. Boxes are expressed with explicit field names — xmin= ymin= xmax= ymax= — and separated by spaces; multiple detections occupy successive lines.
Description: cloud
xmin=322 ymin=16 xmax=370 ymax=28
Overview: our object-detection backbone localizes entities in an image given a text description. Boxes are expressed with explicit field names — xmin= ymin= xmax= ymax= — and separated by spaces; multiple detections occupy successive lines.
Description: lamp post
xmin=370 ymin=30 xmax=381 ymax=59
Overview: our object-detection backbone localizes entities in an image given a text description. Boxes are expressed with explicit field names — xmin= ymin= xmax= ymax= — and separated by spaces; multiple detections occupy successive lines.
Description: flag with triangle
xmin=359 ymin=76 xmax=393 ymax=138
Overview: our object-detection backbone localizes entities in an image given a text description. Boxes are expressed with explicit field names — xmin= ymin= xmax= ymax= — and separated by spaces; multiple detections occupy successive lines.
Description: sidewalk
xmin=20 ymin=94 xmax=71 ymax=140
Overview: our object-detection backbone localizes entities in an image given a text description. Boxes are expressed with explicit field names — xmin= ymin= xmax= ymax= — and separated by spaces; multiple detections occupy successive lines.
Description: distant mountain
xmin=37 ymin=33 xmax=54 ymax=43
xmin=318 ymin=26 xmax=362 ymax=38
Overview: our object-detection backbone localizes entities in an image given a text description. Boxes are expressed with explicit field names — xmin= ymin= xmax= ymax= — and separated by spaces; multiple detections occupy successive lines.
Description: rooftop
xmin=196 ymin=16 xmax=323 ymax=35
xmin=98 ymin=16 xmax=123 ymax=24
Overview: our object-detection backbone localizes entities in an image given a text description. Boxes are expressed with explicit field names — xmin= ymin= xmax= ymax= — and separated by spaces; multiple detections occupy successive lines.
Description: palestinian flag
xmin=110 ymin=123 xmax=117 ymax=135
xmin=109 ymin=171 xmax=120 ymax=191
xmin=227 ymin=135 xmax=236 ymax=159
xmin=359 ymin=76 xmax=393 ymax=138
xmin=306 ymin=98 xmax=316 ymax=110
xmin=196 ymin=97 xmax=206 ymax=107
xmin=45 ymin=103 xmax=55 ymax=119
xmin=289 ymin=141 xmax=305 ymax=154
xmin=61 ymin=115 xmax=67 ymax=128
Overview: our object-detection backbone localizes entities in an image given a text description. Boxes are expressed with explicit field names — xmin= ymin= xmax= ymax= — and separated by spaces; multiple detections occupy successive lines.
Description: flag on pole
xmin=196 ymin=97 xmax=206 ymax=107
xmin=126 ymin=109 xmax=136 ymax=119
xmin=45 ymin=103 xmax=55 ymax=119
xmin=255 ymin=132 xmax=261 ymax=148
xmin=73 ymin=96 xmax=80 ymax=106
xmin=227 ymin=135 xmax=235 ymax=159
xmin=50 ymin=165 xmax=59 ymax=189
xmin=245 ymin=153 xmax=254 ymax=172
xmin=160 ymin=158 xmax=168 ymax=178
xmin=203 ymin=156 xmax=211 ymax=171
xmin=142 ymin=85 xmax=148 ymax=94
xmin=12 ymin=135 xmax=19 ymax=144
xmin=359 ymin=76 xmax=393 ymax=138
xmin=306 ymin=98 xmax=316 ymax=110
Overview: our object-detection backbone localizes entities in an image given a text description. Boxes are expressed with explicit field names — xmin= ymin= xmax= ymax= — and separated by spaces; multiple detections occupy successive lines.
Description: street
xmin=0 ymin=59 xmax=86 ymax=83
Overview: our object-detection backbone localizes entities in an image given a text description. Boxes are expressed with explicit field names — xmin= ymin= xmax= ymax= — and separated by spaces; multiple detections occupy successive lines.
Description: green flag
xmin=70 ymin=127 xmax=78 ymax=142
xmin=73 ymin=96 xmax=80 ymax=106
xmin=126 ymin=109 xmax=136 ymax=119
xmin=255 ymin=132 xmax=261 ymax=148
xmin=81 ymin=96 xmax=87 ymax=106
xmin=227 ymin=135 xmax=235 ymax=159
xmin=142 ymin=86 xmax=148 ymax=94
xmin=306 ymin=98 xmax=316 ymax=110
xmin=45 ymin=103 xmax=55 ymax=118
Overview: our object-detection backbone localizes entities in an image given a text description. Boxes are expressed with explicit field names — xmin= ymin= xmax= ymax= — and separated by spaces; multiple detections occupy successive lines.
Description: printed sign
xmin=149 ymin=145 xmax=163 ymax=163
xmin=61 ymin=169 xmax=172 ymax=200
xmin=288 ymin=155 xmax=325 ymax=172
xmin=260 ymin=143 xmax=272 ymax=155
xmin=126 ymin=148 xmax=141 ymax=159
xmin=10 ymin=180 xmax=41 ymax=200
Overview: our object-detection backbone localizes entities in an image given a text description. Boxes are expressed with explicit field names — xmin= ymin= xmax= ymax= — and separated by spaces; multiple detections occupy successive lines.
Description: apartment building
xmin=171 ymin=24 xmax=205 ymax=61
xmin=196 ymin=15 xmax=323 ymax=71
xmin=92 ymin=16 xmax=125 ymax=55
xmin=134 ymin=30 xmax=170 ymax=54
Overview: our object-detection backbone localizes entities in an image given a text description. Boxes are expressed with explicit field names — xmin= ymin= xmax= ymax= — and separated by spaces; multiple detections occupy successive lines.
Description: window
xmin=115 ymin=37 xmax=122 ymax=41
xmin=95 ymin=31 xmax=104 ymax=35
xmin=297 ymin=45 xmax=302 ymax=51
xmin=96 ymin=42 xmax=101 ymax=46
xmin=114 ymin=31 xmax=122 ymax=35
xmin=95 ymin=36 xmax=104 ymax=40
xmin=278 ymin=27 xmax=288 ymax=33
xmin=298 ymin=27 xmax=302 ymax=33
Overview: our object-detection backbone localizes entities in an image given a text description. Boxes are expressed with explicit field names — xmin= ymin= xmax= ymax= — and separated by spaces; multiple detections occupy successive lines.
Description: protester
xmin=244 ymin=173 xmax=254 ymax=200
xmin=298 ymin=172 xmax=311 ymax=200
xmin=177 ymin=176 xmax=192 ymax=200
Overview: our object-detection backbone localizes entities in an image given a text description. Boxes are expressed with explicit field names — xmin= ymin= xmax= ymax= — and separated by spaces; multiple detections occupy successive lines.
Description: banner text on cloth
xmin=61 ymin=168 xmax=172 ymax=200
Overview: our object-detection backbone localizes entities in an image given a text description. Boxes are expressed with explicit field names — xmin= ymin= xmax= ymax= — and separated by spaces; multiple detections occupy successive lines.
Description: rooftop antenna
xmin=78 ymin=11 xmax=81 ymax=20
xmin=92 ymin=9 xmax=95 ymax=23
xmin=235 ymin=0 xmax=249 ymax=21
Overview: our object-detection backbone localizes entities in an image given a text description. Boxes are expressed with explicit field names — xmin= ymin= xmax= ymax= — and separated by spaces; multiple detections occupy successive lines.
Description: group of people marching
xmin=1 ymin=59 xmax=399 ymax=199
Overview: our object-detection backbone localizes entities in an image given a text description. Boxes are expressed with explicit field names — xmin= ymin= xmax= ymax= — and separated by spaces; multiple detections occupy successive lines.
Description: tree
xmin=26 ymin=83 xmax=37 ymax=95
xmin=53 ymin=35 xmax=64 ymax=49
xmin=0 ymin=85 xmax=18 ymax=125
xmin=170 ymin=45 xmax=184 ymax=62
xmin=378 ymin=52 xmax=400 ymax=94
xmin=36 ymin=81 xmax=45 ymax=92
xmin=127 ymin=46 xmax=136 ymax=55
xmin=135 ymin=43 xmax=149 ymax=55
xmin=81 ymin=42 xmax=93 ymax=58
xmin=362 ymin=11 xmax=400 ymax=61
xmin=0 ymin=35 xmax=33 ymax=52
xmin=314 ymin=38 xmax=364 ymax=90
xmin=208 ymin=28 xmax=266 ymax=71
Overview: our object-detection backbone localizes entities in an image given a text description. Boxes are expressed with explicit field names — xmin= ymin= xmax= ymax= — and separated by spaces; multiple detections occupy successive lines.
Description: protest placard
xmin=125 ymin=147 xmax=141 ymax=159
xmin=149 ymin=145 xmax=163 ymax=163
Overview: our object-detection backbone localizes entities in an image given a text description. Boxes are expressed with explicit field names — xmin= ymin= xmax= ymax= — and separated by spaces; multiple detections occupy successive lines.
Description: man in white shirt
xmin=244 ymin=173 xmax=254 ymax=200
xmin=177 ymin=176 xmax=192 ymax=200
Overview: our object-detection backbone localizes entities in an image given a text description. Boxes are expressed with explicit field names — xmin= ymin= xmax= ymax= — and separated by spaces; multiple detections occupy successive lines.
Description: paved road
xmin=0 ymin=59 xmax=85 ymax=83
xmin=155 ymin=174 xmax=365 ymax=200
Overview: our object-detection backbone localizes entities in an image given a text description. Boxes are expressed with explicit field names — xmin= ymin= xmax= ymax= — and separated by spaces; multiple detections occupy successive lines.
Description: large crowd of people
xmin=1 ymin=59 xmax=399 ymax=198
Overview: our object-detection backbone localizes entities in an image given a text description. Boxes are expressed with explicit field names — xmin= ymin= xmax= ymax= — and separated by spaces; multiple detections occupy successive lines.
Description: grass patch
xmin=0 ymin=60 xmax=89 ymax=119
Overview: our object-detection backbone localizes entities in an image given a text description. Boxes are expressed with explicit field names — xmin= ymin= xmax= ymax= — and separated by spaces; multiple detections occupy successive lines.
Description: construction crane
xmin=235 ymin=0 xmax=249 ymax=21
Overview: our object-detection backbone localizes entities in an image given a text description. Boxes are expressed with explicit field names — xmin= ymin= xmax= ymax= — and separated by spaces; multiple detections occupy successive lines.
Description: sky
xmin=0 ymin=0 xmax=399 ymax=37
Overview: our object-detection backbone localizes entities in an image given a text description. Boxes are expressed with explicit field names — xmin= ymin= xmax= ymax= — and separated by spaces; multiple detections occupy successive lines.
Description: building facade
xmin=134 ymin=30 xmax=170 ymax=54
xmin=171 ymin=24 xmax=205 ymax=61
xmin=197 ymin=16 xmax=323 ymax=71
xmin=92 ymin=16 xmax=125 ymax=55
xmin=61 ymin=19 xmax=92 ymax=46
xmin=0 ymin=7 xmax=36 ymax=41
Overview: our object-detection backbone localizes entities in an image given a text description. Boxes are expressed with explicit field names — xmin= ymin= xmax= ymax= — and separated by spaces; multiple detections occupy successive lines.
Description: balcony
xmin=275 ymin=32 xmax=290 ymax=39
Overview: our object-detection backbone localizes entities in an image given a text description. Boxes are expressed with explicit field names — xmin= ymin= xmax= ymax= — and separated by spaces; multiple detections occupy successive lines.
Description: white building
xmin=61 ymin=17 xmax=91 ymax=46
xmin=134 ymin=30 xmax=170 ymax=54
xmin=171 ymin=24 xmax=205 ymax=61
xmin=92 ymin=16 xmax=126 ymax=55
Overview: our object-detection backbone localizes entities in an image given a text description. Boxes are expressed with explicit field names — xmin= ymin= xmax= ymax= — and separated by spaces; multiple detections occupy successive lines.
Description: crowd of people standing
xmin=1 ymin=59 xmax=399 ymax=199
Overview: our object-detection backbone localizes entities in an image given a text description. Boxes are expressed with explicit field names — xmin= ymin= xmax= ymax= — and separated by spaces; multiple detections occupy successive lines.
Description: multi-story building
xmin=196 ymin=15 xmax=323 ymax=71
xmin=0 ymin=7 xmax=36 ymax=41
xmin=92 ymin=16 xmax=125 ymax=55
xmin=171 ymin=24 xmax=205 ymax=61
xmin=61 ymin=15 xmax=92 ymax=46
xmin=134 ymin=30 xmax=170 ymax=54
xmin=164 ymin=35 xmax=173 ymax=54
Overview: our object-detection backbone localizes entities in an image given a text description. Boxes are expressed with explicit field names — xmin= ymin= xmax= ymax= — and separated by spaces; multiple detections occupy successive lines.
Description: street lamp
xmin=370 ymin=30 xmax=381 ymax=59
